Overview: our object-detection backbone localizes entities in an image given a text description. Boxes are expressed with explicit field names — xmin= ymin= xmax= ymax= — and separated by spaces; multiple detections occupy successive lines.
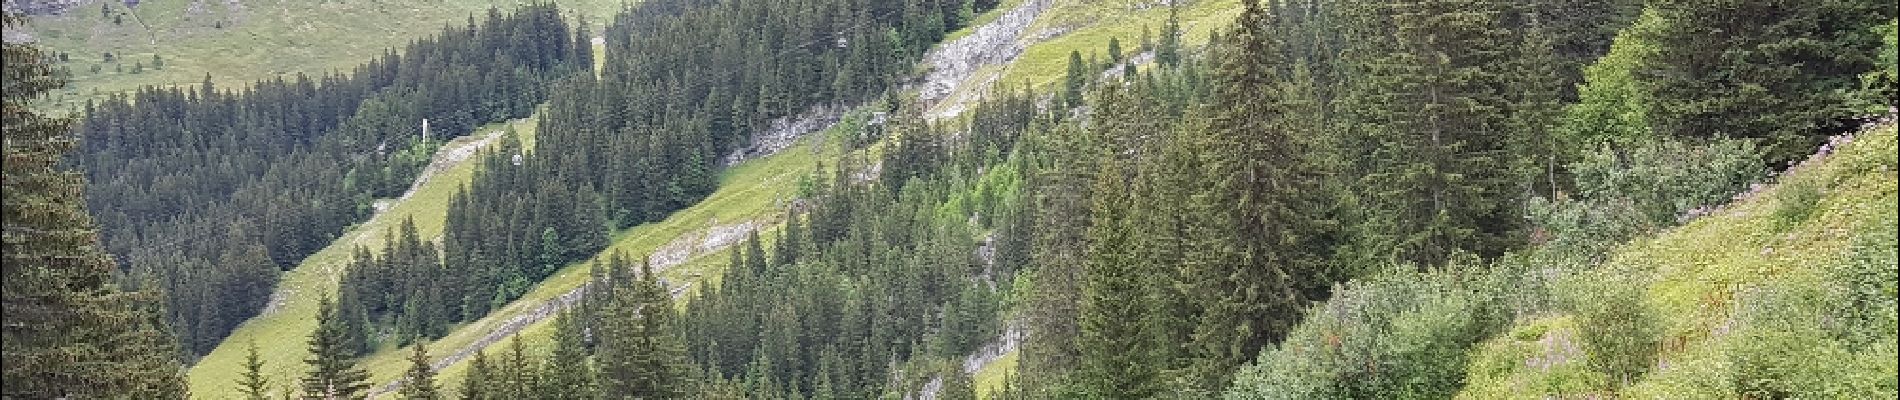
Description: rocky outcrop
xmin=723 ymin=105 xmax=849 ymax=166
xmin=1 ymin=0 xmax=84 ymax=16
xmin=920 ymin=0 xmax=1054 ymax=120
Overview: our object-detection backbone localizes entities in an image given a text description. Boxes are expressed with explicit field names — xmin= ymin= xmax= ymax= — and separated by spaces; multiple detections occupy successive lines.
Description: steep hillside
xmin=924 ymin=0 xmax=1239 ymax=118
xmin=1461 ymin=122 xmax=1898 ymax=398
xmin=184 ymin=116 xmax=541 ymax=398
xmin=414 ymin=0 xmax=1247 ymax=395
xmin=12 ymin=0 xmax=620 ymax=111
xmin=184 ymin=0 xmax=1238 ymax=396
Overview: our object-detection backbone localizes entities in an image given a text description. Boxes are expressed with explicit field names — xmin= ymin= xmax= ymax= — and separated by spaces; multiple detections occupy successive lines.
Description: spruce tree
xmin=541 ymin=311 xmax=596 ymax=399
xmin=302 ymin=294 xmax=372 ymax=399
xmin=1076 ymin=153 xmax=1158 ymax=398
xmin=597 ymin=252 xmax=692 ymax=398
xmin=239 ymin=340 xmax=272 ymax=400
xmin=939 ymin=370 xmax=978 ymax=400
xmin=1640 ymin=0 xmax=1896 ymax=163
xmin=1179 ymin=0 xmax=1340 ymax=391
xmin=1157 ymin=3 xmax=1183 ymax=66
xmin=2 ymin=14 xmax=190 ymax=397
xmin=1063 ymin=50 xmax=1089 ymax=108
xmin=400 ymin=341 xmax=441 ymax=400
xmin=1352 ymin=0 xmax=1521 ymax=266
xmin=499 ymin=336 xmax=537 ymax=399
xmin=1022 ymin=122 xmax=1096 ymax=392
xmin=461 ymin=350 xmax=494 ymax=400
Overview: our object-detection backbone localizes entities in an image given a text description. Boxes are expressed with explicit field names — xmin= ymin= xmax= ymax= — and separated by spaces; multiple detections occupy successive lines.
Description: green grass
xmin=19 ymin=0 xmax=622 ymax=112
xmin=184 ymin=117 xmax=539 ymax=399
xmin=1458 ymin=124 xmax=1900 ymax=398
xmin=926 ymin=0 xmax=1241 ymax=117
xmin=991 ymin=0 xmax=1240 ymax=91
xmin=973 ymin=349 xmax=1021 ymax=399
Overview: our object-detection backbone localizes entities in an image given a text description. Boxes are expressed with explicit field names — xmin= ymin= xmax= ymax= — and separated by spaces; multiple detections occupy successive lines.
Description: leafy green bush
xmin=1557 ymin=9 xmax=1665 ymax=156
xmin=1529 ymin=135 xmax=1765 ymax=260
xmin=1726 ymin=274 xmax=1896 ymax=398
xmin=1224 ymin=264 xmax=1509 ymax=400
xmin=1769 ymin=178 xmax=1823 ymax=231
xmin=1558 ymin=268 xmax=1661 ymax=387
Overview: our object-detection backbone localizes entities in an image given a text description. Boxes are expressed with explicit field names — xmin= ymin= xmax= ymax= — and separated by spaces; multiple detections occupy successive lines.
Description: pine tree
xmin=1159 ymin=3 xmax=1186 ymax=68
xmin=302 ymin=294 xmax=372 ymax=400
xmin=400 ymin=341 xmax=441 ymax=400
xmin=1352 ymin=0 xmax=1521 ymax=267
xmin=540 ymin=311 xmax=596 ymax=399
xmin=1640 ymin=0 xmax=1895 ymax=163
xmin=1063 ymin=50 xmax=1089 ymax=108
xmin=461 ymin=350 xmax=494 ymax=400
xmin=239 ymin=340 xmax=272 ymax=400
xmin=498 ymin=336 xmax=537 ymax=399
xmin=1022 ymin=122 xmax=1094 ymax=392
xmin=1177 ymin=0 xmax=1340 ymax=391
xmin=2 ymin=14 xmax=191 ymax=397
xmin=597 ymin=252 xmax=692 ymax=398
xmin=939 ymin=370 xmax=978 ymax=400
xmin=1076 ymin=152 xmax=1158 ymax=398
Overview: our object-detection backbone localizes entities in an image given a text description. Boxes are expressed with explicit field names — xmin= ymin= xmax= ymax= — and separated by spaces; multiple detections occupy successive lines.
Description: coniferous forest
xmin=72 ymin=3 xmax=584 ymax=356
xmin=4 ymin=0 xmax=1896 ymax=399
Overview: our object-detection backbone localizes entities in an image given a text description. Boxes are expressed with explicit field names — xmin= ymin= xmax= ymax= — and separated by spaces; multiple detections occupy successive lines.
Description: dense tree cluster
xmin=72 ymin=3 xmax=585 ymax=356
xmin=453 ymin=252 xmax=694 ymax=399
xmin=2 ymin=13 xmax=189 ymax=398
xmin=336 ymin=217 xmax=451 ymax=352
xmin=1007 ymin=0 xmax=1894 ymax=396
xmin=678 ymin=93 xmax=1035 ymax=397
xmin=438 ymin=0 xmax=1005 ymax=328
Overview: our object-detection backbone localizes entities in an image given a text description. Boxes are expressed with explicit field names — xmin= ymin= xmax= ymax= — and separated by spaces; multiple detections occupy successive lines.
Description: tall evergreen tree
xmin=540 ymin=311 xmax=597 ymax=399
xmin=239 ymin=340 xmax=272 ymax=400
xmin=1076 ymin=153 xmax=1158 ymax=398
xmin=1022 ymin=122 xmax=1095 ymax=393
xmin=595 ymin=252 xmax=691 ymax=398
xmin=1351 ymin=0 xmax=1522 ymax=266
xmin=2 ymin=13 xmax=189 ymax=397
xmin=302 ymin=294 xmax=372 ymax=400
xmin=1063 ymin=50 xmax=1090 ymax=108
xmin=1639 ymin=0 xmax=1897 ymax=163
xmin=400 ymin=341 xmax=441 ymax=400
xmin=461 ymin=350 xmax=495 ymax=400
xmin=1157 ymin=4 xmax=1183 ymax=67
xmin=498 ymin=336 xmax=537 ymax=400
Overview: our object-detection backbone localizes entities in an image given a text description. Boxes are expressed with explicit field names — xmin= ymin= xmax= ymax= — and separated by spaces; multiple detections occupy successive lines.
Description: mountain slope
xmin=13 ymin=0 xmax=621 ymax=111
xmin=1460 ymin=122 xmax=1898 ymax=398
xmin=413 ymin=0 xmax=1247 ymax=395
xmin=182 ymin=116 xmax=539 ymax=398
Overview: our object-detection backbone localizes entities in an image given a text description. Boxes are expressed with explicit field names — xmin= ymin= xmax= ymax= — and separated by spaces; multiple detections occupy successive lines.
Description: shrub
xmin=1558 ymin=267 xmax=1661 ymax=387
xmin=1769 ymin=179 xmax=1823 ymax=231
xmin=1727 ymin=275 xmax=1896 ymax=398
xmin=1529 ymin=135 xmax=1765 ymax=260
xmin=1224 ymin=263 xmax=1508 ymax=400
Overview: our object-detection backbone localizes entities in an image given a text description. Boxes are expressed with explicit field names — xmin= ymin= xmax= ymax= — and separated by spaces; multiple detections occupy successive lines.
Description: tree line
xmin=72 ymin=3 xmax=586 ymax=357
xmin=1000 ymin=0 xmax=1896 ymax=397
xmin=431 ymin=0 xmax=1007 ymax=344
